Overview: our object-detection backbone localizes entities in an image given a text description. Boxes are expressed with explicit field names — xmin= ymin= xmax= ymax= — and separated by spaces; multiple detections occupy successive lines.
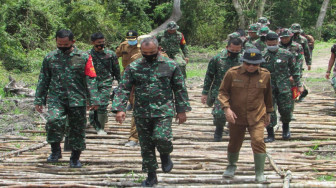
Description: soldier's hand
xmin=176 ymin=112 xmax=187 ymax=124
xmin=264 ymin=114 xmax=271 ymax=127
xmin=326 ymin=73 xmax=331 ymax=79
xmin=289 ymin=76 xmax=294 ymax=84
xmin=307 ymin=65 xmax=311 ymax=71
xmin=116 ymin=111 xmax=126 ymax=124
xmin=87 ymin=105 xmax=98 ymax=111
xmin=185 ymin=58 xmax=189 ymax=64
xmin=201 ymin=95 xmax=208 ymax=104
xmin=224 ymin=108 xmax=237 ymax=124
xmin=35 ymin=105 xmax=43 ymax=113
xmin=298 ymin=86 xmax=304 ymax=93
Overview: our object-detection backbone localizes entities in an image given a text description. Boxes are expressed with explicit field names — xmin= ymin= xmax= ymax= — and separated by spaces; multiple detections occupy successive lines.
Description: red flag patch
xmin=180 ymin=34 xmax=186 ymax=45
xmin=85 ymin=55 xmax=97 ymax=77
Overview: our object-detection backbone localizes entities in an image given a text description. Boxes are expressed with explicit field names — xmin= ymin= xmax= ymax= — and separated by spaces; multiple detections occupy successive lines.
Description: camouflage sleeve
xmin=86 ymin=76 xmax=100 ymax=106
xmin=180 ymin=34 xmax=189 ymax=58
xmin=111 ymin=53 xmax=121 ymax=82
xmin=34 ymin=56 xmax=51 ymax=106
xmin=171 ymin=65 xmax=192 ymax=113
xmin=297 ymin=44 xmax=305 ymax=74
xmin=331 ymin=44 xmax=336 ymax=54
xmin=303 ymin=39 xmax=312 ymax=65
xmin=111 ymin=66 xmax=134 ymax=113
xmin=288 ymin=52 xmax=302 ymax=87
xmin=202 ymin=57 xmax=217 ymax=95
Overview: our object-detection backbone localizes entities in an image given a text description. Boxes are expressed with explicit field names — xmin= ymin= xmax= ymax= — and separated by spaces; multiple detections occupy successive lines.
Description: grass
xmin=317 ymin=174 xmax=336 ymax=181
xmin=123 ymin=170 xmax=145 ymax=183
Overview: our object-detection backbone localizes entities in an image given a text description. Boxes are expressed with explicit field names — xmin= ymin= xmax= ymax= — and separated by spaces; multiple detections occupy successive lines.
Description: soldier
xmin=245 ymin=24 xmax=259 ymax=50
xmin=258 ymin=16 xmax=270 ymax=27
xmin=254 ymin=26 xmax=269 ymax=52
xmin=201 ymin=38 xmax=243 ymax=142
xmin=218 ymin=48 xmax=273 ymax=182
xmin=111 ymin=37 xmax=191 ymax=187
xmin=301 ymin=30 xmax=315 ymax=58
xmin=156 ymin=21 xmax=189 ymax=78
xmin=261 ymin=32 xmax=303 ymax=143
xmin=290 ymin=23 xmax=312 ymax=71
xmin=116 ymin=31 xmax=142 ymax=147
xmin=88 ymin=32 xmax=120 ymax=135
xmin=34 ymin=29 xmax=99 ymax=168
xmin=325 ymin=44 xmax=336 ymax=94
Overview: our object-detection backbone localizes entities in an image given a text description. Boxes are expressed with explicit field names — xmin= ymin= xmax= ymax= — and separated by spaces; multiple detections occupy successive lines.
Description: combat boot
xmin=63 ymin=137 xmax=72 ymax=152
xmin=70 ymin=150 xmax=82 ymax=168
xmin=254 ymin=153 xmax=266 ymax=183
xmin=282 ymin=123 xmax=291 ymax=140
xmin=47 ymin=142 xmax=62 ymax=162
xmin=264 ymin=126 xmax=275 ymax=143
xmin=297 ymin=89 xmax=308 ymax=102
xmin=141 ymin=171 xmax=158 ymax=187
xmin=97 ymin=113 xmax=107 ymax=135
xmin=223 ymin=152 xmax=239 ymax=178
xmin=160 ymin=154 xmax=173 ymax=173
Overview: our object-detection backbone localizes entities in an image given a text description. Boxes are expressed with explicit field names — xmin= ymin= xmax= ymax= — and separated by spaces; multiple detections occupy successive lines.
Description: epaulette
xmin=231 ymin=66 xmax=240 ymax=70
xmin=260 ymin=67 xmax=270 ymax=72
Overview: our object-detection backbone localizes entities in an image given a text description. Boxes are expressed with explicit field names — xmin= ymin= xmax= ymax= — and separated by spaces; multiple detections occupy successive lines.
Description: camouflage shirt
xmin=254 ymin=39 xmax=267 ymax=52
xmin=34 ymin=47 xmax=100 ymax=107
xmin=88 ymin=48 xmax=120 ymax=105
xmin=156 ymin=30 xmax=189 ymax=59
xmin=244 ymin=37 xmax=258 ymax=50
xmin=292 ymin=34 xmax=311 ymax=65
xmin=202 ymin=49 xmax=242 ymax=116
xmin=111 ymin=53 xmax=191 ymax=118
xmin=279 ymin=41 xmax=304 ymax=76
xmin=261 ymin=48 xmax=302 ymax=93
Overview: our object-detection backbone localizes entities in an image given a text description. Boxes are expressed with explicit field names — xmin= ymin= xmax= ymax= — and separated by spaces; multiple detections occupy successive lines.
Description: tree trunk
xmin=149 ymin=0 xmax=182 ymax=36
xmin=232 ymin=0 xmax=246 ymax=29
xmin=316 ymin=0 xmax=330 ymax=29
xmin=257 ymin=0 xmax=267 ymax=18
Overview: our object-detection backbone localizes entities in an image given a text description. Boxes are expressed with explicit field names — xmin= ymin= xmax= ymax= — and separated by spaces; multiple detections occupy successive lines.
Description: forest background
xmin=0 ymin=0 xmax=336 ymax=88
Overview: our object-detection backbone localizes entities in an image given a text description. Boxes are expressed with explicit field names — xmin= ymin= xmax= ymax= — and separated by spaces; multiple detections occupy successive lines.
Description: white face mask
xmin=267 ymin=45 xmax=279 ymax=52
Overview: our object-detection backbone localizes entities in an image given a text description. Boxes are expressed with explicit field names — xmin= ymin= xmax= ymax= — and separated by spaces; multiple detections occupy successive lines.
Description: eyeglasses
xmin=244 ymin=62 xmax=259 ymax=66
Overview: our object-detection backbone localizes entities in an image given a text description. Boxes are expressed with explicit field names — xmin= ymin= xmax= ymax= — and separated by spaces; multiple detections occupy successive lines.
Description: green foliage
xmin=317 ymin=174 xmax=336 ymax=181
xmin=123 ymin=170 xmax=145 ymax=183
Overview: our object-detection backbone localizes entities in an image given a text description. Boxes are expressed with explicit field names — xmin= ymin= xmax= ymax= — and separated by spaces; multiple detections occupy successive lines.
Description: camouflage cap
xmin=290 ymin=23 xmax=302 ymax=33
xmin=248 ymin=24 xmax=259 ymax=32
xmin=258 ymin=26 xmax=270 ymax=36
xmin=228 ymin=32 xmax=241 ymax=39
xmin=279 ymin=28 xmax=293 ymax=38
xmin=167 ymin=21 xmax=179 ymax=30
xmin=258 ymin=17 xmax=270 ymax=25
xmin=241 ymin=48 xmax=264 ymax=64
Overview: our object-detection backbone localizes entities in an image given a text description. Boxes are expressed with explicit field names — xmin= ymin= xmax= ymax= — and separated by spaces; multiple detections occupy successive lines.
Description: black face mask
xmin=228 ymin=50 xmax=240 ymax=58
xmin=58 ymin=46 xmax=72 ymax=53
xmin=142 ymin=53 xmax=158 ymax=62
xmin=95 ymin=44 xmax=105 ymax=49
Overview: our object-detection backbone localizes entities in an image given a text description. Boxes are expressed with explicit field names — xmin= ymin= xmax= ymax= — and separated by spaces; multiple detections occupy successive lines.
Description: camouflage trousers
xmin=331 ymin=75 xmax=336 ymax=92
xmin=89 ymin=105 xmax=108 ymax=131
xmin=46 ymin=102 xmax=86 ymax=151
xmin=269 ymin=88 xmax=293 ymax=127
xmin=135 ymin=117 xmax=173 ymax=172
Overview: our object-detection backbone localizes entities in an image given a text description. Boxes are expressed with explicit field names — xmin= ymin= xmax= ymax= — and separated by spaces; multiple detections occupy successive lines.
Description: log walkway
xmin=1 ymin=87 xmax=336 ymax=187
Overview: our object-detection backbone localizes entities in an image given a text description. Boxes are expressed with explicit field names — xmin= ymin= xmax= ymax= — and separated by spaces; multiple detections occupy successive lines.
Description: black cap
xmin=240 ymin=48 xmax=264 ymax=64
xmin=126 ymin=30 xmax=138 ymax=40
xmin=266 ymin=31 xmax=278 ymax=40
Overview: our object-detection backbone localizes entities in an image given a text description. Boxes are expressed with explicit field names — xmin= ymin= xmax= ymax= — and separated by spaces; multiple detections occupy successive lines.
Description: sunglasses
xmin=244 ymin=62 xmax=259 ymax=66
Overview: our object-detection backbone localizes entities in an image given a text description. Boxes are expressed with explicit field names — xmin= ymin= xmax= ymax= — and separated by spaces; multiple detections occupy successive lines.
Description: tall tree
xmin=149 ymin=0 xmax=181 ymax=36
xmin=257 ymin=0 xmax=267 ymax=18
xmin=316 ymin=0 xmax=330 ymax=29
xmin=232 ymin=0 xmax=246 ymax=29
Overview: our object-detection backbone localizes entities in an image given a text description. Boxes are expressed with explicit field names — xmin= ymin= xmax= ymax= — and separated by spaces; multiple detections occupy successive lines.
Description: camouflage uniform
xmin=290 ymin=23 xmax=312 ymax=66
xmin=261 ymin=48 xmax=301 ymax=127
xmin=111 ymin=53 xmax=191 ymax=172
xmin=245 ymin=24 xmax=259 ymax=50
xmin=202 ymin=49 xmax=241 ymax=141
xmin=34 ymin=47 xmax=100 ymax=151
xmin=88 ymin=48 xmax=120 ymax=133
xmin=254 ymin=27 xmax=269 ymax=52
xmin=156 ymin=22 xmax=189 ymax=78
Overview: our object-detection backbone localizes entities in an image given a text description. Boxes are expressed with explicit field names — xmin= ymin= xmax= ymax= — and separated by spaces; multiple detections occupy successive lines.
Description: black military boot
xmin=141 ymin=171 xmax=158 ymax=187
xmin=47 ymin=142 xmax=62 ymax=162
xmin=160 ymin=154 xmax=173 ymax=173
xmin=264 ymin=127 xmax=275 ymax=143
xmin=282 ymin=123 xmax=291 ymax=140
xmin=297 ymin=89 xmax=308 ymax=102
xmin=70 ymin=150 xmax=82 ymax=168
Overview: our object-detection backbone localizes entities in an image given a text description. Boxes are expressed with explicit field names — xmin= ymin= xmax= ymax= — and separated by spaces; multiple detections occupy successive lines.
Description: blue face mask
xmin=128 ymin=40 xmax=138 ymax=46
